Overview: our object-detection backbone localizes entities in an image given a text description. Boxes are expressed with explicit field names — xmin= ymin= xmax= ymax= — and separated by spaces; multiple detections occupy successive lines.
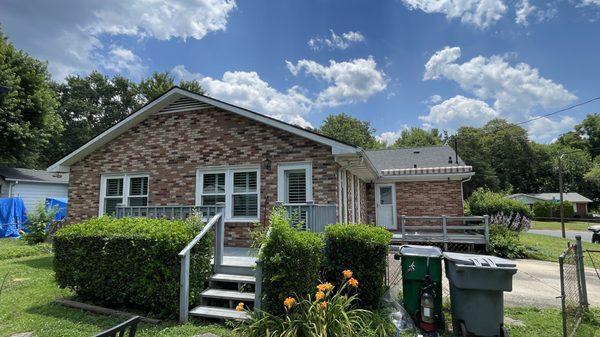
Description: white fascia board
xmin=47 ymin=91 xmax=179 ymax=173
xmin=376 ymin=171 xmax=475 ymax=182
xmin=48 ymin=88 xmax=359 ymax=173
xmin=174 ymin=89 xmax=360 ymax=155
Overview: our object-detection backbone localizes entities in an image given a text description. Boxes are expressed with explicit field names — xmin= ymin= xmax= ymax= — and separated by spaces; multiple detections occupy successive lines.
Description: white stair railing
xmin=178 ymin=210 xmax=225 ymax=323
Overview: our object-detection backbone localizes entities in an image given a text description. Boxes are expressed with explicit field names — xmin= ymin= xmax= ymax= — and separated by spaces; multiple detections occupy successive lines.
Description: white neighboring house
xmin=0 ymin=167 xmax=69 ymax=213
xmin=507 ymin=192 xmax=593 ymax=217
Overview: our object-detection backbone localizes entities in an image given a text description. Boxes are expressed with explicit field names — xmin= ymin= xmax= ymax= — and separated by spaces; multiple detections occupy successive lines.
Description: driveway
xmin=439 ymin=259 xmax=600 ymax=308
xmin=528 ymin=229 xmax=593 ymax=243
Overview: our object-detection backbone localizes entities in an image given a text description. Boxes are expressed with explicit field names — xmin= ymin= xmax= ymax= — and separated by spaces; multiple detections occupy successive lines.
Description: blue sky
xmin=1 ymin=0 xmax=600 ymax=144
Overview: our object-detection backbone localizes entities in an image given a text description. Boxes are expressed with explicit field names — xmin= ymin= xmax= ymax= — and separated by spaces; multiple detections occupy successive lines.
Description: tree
xmin=393 ymin=127 xmax=443 ymax=148
xmin=47 ymin=72 xmax=140 ymax=164
xmin=0 ymin=29 xmax=62 ymax=168
xmin=318 ymin=113 xmax=383 ymax=149
xmin=136 ymin=71 xmax=204 ymax=103
xmin=558 ymin=113 xmax=600 ymax=158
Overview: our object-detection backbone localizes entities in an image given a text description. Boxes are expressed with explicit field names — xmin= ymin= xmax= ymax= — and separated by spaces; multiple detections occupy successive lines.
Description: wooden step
xmin=210 ymin=273 xmax=256 ymax=284
xmin=189 ymin=305 xmax=249 ymax=320
xmin=201 ymin=288 xmax=255 ymax=302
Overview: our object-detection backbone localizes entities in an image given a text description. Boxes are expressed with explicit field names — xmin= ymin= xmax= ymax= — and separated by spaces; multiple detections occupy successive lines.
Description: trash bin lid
xmin=443 ymin=252 xmax=516 ymax=268
xmin=399 ymin=245 xmax=443 ymax=258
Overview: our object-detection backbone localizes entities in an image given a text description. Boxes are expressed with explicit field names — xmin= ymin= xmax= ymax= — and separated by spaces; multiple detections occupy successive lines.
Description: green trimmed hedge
xmin=323 ymin=224 xmax=392 ymax=309
xmin=533 ymin=201 xmax=575 ymax=218
xmin=53 ymin=216 xmax=212 ymax=318
xmin=466 ymin=188 xmax=533 ymax=218
xmin=259 ymin=208 xmax=324 ymax=315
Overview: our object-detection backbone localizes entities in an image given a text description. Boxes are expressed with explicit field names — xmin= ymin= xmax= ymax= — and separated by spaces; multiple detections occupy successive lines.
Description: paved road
xmin=528 ymin=229 xmax=593 ymax=243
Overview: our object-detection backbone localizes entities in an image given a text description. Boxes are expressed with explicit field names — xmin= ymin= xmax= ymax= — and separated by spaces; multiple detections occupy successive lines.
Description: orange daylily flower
xmin=284 ymin=297 xmax=296 ymax=310
xmin=320 ymin=301 xmax=328 ymax=309
xmin=315 ymin=291 xmax=325 ymax=301
xmin=316 ymin=282 xmax=333 ymax=292
xmin=348 ymin=277 xmax=359 ymax=288
xmin=235 ymin=302 xmax=245 ymax=312
xmin=342 ymin=269 xmax=353 ymax=279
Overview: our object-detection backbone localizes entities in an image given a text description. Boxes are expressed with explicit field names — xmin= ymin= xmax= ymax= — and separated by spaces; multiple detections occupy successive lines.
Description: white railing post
xmin=214 ymin=207 xmax=225 ymax=272
xmin=442 ymin=215 xmax=448 ymax=251
xmin=179 ymin=252 xmax=190 ymax=323
xmin=401 ymin=215 xmax=406 ymax=239
xmin=254 ymin=260 xmax=263 ymax=312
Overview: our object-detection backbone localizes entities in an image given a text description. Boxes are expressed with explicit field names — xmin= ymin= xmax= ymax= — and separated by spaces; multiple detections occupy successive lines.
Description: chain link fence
xmin=559 ymin=236 xmax=589 ymax=337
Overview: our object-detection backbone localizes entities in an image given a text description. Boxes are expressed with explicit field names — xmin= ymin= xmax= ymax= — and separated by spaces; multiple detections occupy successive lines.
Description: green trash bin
xmin=444 ymin=252 xmax=517 ymax=337
xmin=399 ymin=245 xmax=443 ymax=325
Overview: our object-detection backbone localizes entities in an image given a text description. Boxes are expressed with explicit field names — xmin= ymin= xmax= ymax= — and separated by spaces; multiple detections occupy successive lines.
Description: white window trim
xmin=351 ymin=174 xmax=356 ymax=223
xmin=277 ymin=162 xmax=313 ymax=204
xmin=99 ymin=173 xmax=149 ymax=216
xmin=196 ymin=165 xmax=260 ymax=222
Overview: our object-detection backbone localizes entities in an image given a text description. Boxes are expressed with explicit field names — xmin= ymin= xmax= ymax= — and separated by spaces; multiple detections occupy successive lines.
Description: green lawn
xmin=0 ymin=238 xmax=234 ymax=337
xmin=521 ymin=233 xmax=599 ymax=267
xmin=532 ymin=220 xmax=594 ymax=231
xmin=1 ymin=238 xmax=598 ymax=337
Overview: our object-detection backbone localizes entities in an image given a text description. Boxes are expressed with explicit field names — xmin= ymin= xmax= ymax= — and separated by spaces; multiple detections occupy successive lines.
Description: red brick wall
xmin=67 ymin=107 xmax=338 ymax=247
xmin=364 ymin=180 xmax=464 ymax=227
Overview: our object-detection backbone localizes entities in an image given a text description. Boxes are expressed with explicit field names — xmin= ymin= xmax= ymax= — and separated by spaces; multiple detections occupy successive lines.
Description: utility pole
xmin=558 ymin=154 xmax=566 ymax=239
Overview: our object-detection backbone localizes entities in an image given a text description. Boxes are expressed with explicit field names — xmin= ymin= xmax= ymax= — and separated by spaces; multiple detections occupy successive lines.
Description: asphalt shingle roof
xmin=0 ymin=167 xmax=69 ymax=184
xmin=364 ymin=145 xmax=465 ymax=172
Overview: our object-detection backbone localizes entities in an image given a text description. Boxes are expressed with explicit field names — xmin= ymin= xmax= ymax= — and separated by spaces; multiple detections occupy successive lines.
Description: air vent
xmin=157 ymin=96 xmax=213 ymax=114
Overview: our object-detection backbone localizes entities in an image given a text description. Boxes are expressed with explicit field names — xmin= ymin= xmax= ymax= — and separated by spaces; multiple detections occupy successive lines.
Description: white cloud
xmin=376 ymin=125 xmax=409 ymax=146
xmin=527 ymin=115 xmax=577 ymax=143
xmin=101 ymin=46 xmax=146 ymax=79
xmin=172 ymin=65 xmax=314 ymax=128
xmin=307 ymin=30 xmax=365 ymax=51
xmin=0 ymin=0 xmax=236 ymax=79
xmin=423 ymin=46 xmax=577 ymax=116
xmin=429 ymin=94 xmax=443 ymax=104
xmin=286 ymin=56 xmax=388 ymax=107
xmin=419 ymin=95 xmax=499 ymax=130
xmin=515 ymin=0 xmax=536 ymax=26
xmin=401 ymin=0 xmax=507 ymax=28
xmin=580 ymin=0 xmax=600 ymax=6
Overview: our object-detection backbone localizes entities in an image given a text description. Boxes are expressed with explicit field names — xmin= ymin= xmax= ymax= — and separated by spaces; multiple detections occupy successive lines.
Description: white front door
xmin=375 ymin=184 xmax=396 ymax=229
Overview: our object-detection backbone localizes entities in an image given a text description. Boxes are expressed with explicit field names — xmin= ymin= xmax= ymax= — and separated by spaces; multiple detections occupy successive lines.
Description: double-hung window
xmin=197 ymin=167 xmax=260 ymax=221
xmin=100 ymin=174 xmax=149 ymax=215
xmin=277 ymin=163 xmax=312 ymax=204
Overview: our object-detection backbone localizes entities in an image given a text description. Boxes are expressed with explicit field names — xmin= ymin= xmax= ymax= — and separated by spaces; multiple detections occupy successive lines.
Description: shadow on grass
xmin=16 ymin=255 xmax=54 ymax=270
xmin=25 ymin=301 xmax=121 ymax=333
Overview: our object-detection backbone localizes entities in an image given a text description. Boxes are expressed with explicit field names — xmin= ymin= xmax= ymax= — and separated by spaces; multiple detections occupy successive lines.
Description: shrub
xmin=533 ymin=201 xmax=575 ymax=218
xmin=53 ymin=214 xmax=211 ymax=318
xmin=488 ymin=224 xmax=528 ymax=259
xmin=259 ymin=208 xmax=324 ymax=315
xmin=235 ymin=273 xmax=394 ymax=337
xmin=466 ymin=188 xmax=533 ymax=219
xmin=21 ymin=202 xmax=58 ymax=245
xmin=323 ymin=224 xmax=392 ymax=309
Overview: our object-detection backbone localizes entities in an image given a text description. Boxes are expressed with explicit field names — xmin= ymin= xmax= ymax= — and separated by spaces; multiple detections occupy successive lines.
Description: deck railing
xmin=398 ymin=215 xmax=489 ymax=249
xmin=115 ymin=205 xmax=222 ymax=220
xmin=281 ymin=202 xmax=337 ymax=233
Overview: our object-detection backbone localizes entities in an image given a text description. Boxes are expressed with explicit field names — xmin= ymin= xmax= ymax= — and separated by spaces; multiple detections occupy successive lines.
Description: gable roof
xmin=0 ymin=167 xmax=68 ymax=184
xmin=47 ymin=87 xmax=359 ymax=172
xmin=508 ymin=192 xmax=592 ymax=203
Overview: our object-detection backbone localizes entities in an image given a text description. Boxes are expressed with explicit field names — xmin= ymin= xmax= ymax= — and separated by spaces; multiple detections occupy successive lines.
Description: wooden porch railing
xmin=281 ymin=202 xmax=337 ymax=232
xmin=398 ymin=215 xmax=489 ymax=250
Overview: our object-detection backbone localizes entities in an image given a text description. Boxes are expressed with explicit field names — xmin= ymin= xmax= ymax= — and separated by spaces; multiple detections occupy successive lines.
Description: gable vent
xmin=157 ymin=96 xmax=213 ymax=114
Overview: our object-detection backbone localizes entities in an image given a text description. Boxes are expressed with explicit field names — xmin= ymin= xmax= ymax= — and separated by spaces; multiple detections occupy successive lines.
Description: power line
xmin=513 ymin=96 xmax=600 ymax=126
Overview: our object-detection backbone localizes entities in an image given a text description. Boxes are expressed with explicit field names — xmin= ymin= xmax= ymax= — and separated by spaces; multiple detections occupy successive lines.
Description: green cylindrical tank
xmin=399 ymin=245 xmax=443 ymax=320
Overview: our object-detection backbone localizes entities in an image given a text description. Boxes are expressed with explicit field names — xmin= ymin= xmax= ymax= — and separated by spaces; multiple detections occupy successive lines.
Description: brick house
xmin=47 ymin=87 xmax=474 ymax=247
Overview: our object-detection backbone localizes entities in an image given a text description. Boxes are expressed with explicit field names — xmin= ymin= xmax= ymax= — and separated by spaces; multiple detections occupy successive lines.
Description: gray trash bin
xmin=443 ymin=252 xmax=517 ymax=337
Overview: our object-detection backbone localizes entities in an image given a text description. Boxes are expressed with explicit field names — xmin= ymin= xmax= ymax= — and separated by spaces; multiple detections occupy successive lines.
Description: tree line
xmin=2 ymin=29 xmax=600 ymax=207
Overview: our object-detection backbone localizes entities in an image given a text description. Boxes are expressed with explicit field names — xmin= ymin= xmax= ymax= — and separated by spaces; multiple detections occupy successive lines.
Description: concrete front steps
xmin=189 ymin=271 xmax=256 ymax=321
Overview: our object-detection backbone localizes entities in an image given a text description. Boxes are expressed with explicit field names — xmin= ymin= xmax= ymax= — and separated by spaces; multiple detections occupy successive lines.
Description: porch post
xmin=179 ymin=252 xmax=190 ymax=323
xmin=442 ymin=215 xmax=448 ymax=251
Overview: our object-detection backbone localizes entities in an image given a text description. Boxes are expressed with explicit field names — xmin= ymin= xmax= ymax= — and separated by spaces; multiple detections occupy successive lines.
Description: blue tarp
xmin=46 ymin=197 xmax=68 ymax=221
xmin=0 ymin=197 xmax=27 ymax=238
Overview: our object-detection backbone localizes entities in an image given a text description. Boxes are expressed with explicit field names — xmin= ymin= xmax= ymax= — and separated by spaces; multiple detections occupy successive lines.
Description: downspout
xmin=460 ymin=175 xmax=472 ymax=214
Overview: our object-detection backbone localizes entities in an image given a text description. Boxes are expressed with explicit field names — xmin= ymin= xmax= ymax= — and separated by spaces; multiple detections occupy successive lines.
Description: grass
xmin=521 ymin=233 xmax=600 ymax=267
xmin=0 ymin=238 xmax=235 ymax=337
xmin=532 ymin=220 xmax=594 ymax=231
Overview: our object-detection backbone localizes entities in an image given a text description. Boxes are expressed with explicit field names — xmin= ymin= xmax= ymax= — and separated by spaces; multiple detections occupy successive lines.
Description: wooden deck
xmin=392 ymin=215 xmax=489 ymax=249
